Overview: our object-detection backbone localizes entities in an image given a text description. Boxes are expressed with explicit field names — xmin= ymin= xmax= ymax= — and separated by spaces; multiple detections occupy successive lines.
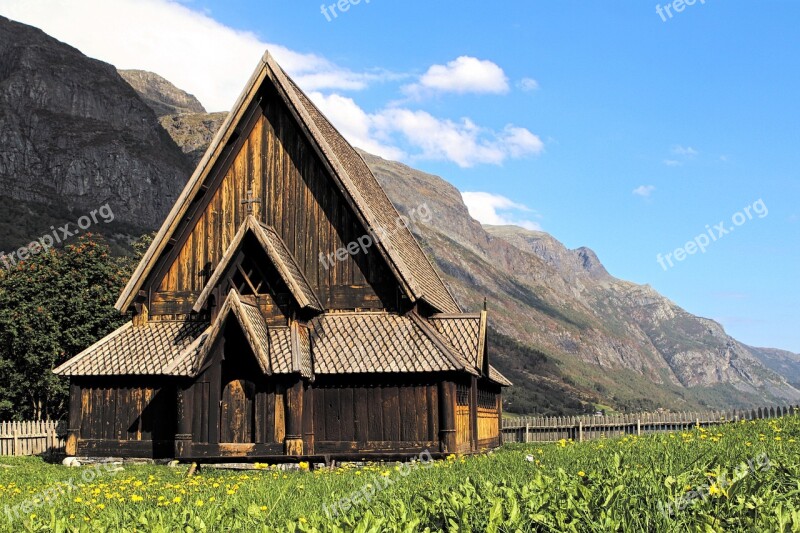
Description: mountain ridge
xmin=3 ymin=17 xmax=795 ymax=414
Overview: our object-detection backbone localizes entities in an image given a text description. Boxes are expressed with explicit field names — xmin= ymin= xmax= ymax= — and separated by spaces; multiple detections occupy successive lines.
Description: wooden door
xmin=220 ymin=379 xmax=255 ymax=443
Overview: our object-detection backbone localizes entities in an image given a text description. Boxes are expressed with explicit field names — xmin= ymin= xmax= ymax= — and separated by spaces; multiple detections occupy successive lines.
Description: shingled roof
xmin=54 ymin=310 xmax=506 ymax=383
xmin=429 ymin=314 xmax=482 ymax=369
xmin=116 ymin=51 xmax=460 ymax=315
xmin=193 ymin=216 xmax=322 ymax=313
xmin=53 ymin=321 xmax=207 ymax=377
xmin=308 ymin=312 xmax=477 ymax=375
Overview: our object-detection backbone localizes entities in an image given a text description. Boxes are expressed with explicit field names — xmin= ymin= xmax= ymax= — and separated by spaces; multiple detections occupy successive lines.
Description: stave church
xmin=54 ymin=51 xmax=510 ymax=462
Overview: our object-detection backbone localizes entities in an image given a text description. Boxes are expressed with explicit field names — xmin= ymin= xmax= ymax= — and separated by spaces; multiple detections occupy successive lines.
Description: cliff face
xmin=6 ymin=18 xmax=795 ymax=413
xmin=360 ymin=151 xmax=800 ymax=412
xmin=0 ymin=16 xmax=193 ymax=251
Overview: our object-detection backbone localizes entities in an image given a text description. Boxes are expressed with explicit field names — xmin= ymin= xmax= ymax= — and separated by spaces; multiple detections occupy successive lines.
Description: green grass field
xmin=1 ymin=415 xmax=799 ymax=532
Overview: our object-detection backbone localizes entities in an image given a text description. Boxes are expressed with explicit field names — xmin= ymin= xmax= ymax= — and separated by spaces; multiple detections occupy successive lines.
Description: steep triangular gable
xmin=115 ymin=51 xmax=459 ymax=315
xmin=193 ymin=216 xmax=322 ymax=313
xmin=185 ymin=289 xmax=272 ymax=375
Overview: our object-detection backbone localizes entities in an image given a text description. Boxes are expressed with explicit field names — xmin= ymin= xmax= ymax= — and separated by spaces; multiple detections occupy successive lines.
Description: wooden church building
xmin=54 ymin=51 xmax=510 ymax=462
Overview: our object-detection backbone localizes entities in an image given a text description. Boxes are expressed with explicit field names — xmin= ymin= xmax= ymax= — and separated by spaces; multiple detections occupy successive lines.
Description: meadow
xmin=1 ymin=415 xmax=799 ymax=532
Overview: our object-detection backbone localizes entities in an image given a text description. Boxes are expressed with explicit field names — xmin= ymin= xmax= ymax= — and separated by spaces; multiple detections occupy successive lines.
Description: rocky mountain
xmin=117 ymin=70 xmax=206 ymax=116
xmin=360 ymin=152 xmax=800 ymax=413
xmin=158 ymin=112 xmax=227 ymax=164
xmin=118 ymin=67 xmax=800 ymax=413
xmin=0 ymin=17 xmax=193 ymax=253
xmin=116 ymin=69 xmax=228 ymax=165
xmin=6 ymin=16 xmax=796 ymax=414
xmin=118 ymin=70 xmax=228 ymax=165
xmin=748 ymin=347 xmax=800 ymax=388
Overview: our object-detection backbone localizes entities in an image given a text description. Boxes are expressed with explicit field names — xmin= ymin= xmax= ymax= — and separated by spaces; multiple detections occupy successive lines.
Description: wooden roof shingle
xmin=53 ymin=321 xmax=206 ymax=376
xmin=429 ymin=314 xmax=482 ymax=369
xmin=308 ymin=312 xmax=476 ymax=375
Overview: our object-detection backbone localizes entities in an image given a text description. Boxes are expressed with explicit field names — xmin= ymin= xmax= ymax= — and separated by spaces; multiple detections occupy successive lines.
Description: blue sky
xmin=2 ymin=0 xmax=798 ymax=351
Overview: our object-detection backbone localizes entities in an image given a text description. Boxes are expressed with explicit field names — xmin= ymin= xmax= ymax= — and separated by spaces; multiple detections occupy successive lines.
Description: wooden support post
xmin=302 ymin=383 xmax=315 ymax=455
xmin=469 ymin=376 xmax=478 ymax=452
xmin=208 ymin=340 xmax=223 ymax=445
xmin=438 ymin=381 xmax=456 ymax=453
xmin=175 ymin=381 xmax=194 ymax=459
xmin=65 ymin=381 xmax=81 ymax=456
xmin=578 ymin=421 xmax=583 ymax=443
xmin=525 ymin=423 xmax=530 ymax=443
xmin=637 ymin=419 xmax=641 ymax=436
xmin=284 ymin=379 xmax=304 ymax=456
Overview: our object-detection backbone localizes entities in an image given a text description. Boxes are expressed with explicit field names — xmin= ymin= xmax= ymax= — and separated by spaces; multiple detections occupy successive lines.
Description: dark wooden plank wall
xmin=75 ymin=380 xmax=176 ymax=458
xmin=312 ymin=382 xmax=439 ymax=453
xmin=148 ymin=87 xmax=400 ymax=315
xmin=78 ymin=382 xmax=175 ymax=442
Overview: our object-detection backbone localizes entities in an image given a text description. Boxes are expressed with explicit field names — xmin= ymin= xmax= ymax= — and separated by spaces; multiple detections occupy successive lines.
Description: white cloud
xmin=672 ymin=145 xmax=699 ymax=157
xmin=633 ymin=185 xmax=655 ymax=198
xmin=0 ymin=0 xmax=392 ymax=111
xmin=461 ymin=191 xmax=542 ymax=230
xmin=311 ymin=94 xmax=543 ymax=168
xmin=663 ymin=159 xmax=682 ymax=167
xmin=0 ymin=0 xmax=543 ymax=168
xmin=518 ymin=78 xmax=540 ymax=91
xmin=404 ymin=56 xmax=509 ymax=98
xmin=308 ymin=92 xmax=405 ymax=161
xmin=379 ymin=109 xmax=543 ymax=167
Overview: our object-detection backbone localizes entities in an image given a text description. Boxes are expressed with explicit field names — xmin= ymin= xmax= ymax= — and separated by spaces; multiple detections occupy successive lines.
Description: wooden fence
xmin=0 ymin=420 xmax=67 ymax=456
xmin=502 ymin=405 xmax=799 ymax=444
